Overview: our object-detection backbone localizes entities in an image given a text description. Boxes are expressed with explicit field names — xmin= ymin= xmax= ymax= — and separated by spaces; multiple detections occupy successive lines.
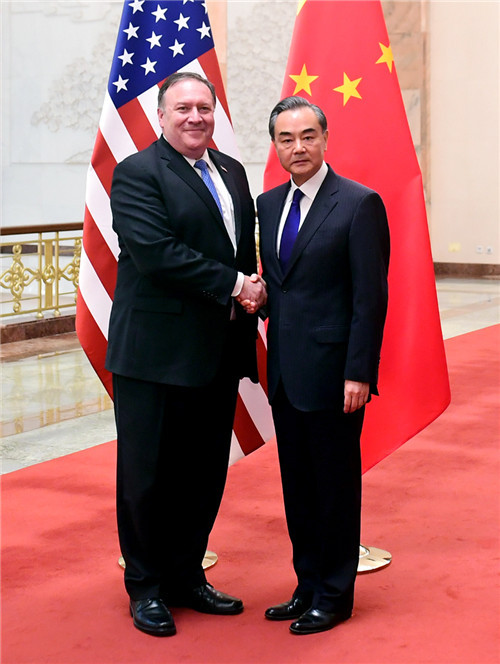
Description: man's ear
xmin=157 ymin=107 xmax=165 ymax=128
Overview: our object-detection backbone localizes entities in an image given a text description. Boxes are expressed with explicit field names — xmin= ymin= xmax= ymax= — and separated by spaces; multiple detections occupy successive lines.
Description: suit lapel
xmin=158 ymin=138 xmax=227 ymax=232
xmin=209 ymin=149 xmax=242 ymax=245
xmin=284 ymin=168 xmax=340 ymax=276
xmin=265 ymin=184 xmax=290 ymax=277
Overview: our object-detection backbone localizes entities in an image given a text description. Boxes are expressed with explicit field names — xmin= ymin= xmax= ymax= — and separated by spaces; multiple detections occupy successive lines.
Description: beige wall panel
xmin=429 ymin=1 xmax=499 ymax=264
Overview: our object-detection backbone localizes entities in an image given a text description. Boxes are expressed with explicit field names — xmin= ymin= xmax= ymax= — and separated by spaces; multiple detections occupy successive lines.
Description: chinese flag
xmin=264 ymin=0 xmax=451 ymax=472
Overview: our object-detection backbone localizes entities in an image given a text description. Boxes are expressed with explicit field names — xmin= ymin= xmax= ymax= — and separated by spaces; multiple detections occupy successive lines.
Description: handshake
xmin=236 ymin=273 xmax=267 ymax=315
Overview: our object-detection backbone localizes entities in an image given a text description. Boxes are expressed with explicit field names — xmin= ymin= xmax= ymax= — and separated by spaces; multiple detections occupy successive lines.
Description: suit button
xmin=281 ymin=288 xmax=288 ymax=293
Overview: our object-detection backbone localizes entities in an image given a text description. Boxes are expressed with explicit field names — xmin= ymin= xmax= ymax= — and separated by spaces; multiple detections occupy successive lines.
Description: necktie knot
xmin=292 ymin=188 xmax=304 ymax=205
xmin=195 ymin=159 xmax=223 ymax=214
xmin=194 ymin=158 xmax=208 ymax=172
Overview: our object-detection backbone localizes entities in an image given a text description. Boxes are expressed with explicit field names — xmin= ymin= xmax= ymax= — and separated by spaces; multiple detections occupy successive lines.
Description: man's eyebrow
xmin=277 ymin=127 xmax=317 ymax=137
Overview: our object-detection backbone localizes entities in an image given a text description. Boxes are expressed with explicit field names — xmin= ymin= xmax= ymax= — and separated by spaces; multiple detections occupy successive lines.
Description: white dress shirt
xmin=185 ymin=152 xmax=244 ymax=298
xmin=276 ymin=161 xmax=329 ymax=255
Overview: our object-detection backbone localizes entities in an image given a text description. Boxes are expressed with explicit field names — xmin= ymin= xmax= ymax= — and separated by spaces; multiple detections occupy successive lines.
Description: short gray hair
xmin=268 ymin=96 xmax=328 ymax=139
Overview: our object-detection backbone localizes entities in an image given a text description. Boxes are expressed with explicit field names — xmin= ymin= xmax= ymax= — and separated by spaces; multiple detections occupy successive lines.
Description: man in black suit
xmin=106 ymin=72 xmax=266 ymax=636
xmin=256 ymin=96 xmax=389 ymax=635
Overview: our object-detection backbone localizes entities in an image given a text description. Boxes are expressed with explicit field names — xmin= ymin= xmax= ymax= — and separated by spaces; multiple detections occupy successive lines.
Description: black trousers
xmin=113 ymin=345 xmax=240 ymax=601
xmin=271 ymin=381 xmax=364 ymax=614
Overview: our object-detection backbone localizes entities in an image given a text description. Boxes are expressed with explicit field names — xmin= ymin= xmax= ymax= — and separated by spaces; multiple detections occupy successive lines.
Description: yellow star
xmin=289 ymin=64 xmax=319 ymax=96
xmin=333 ymin=73 xmax=362 ymax=106
xmin=297 ymin=0 xmax=307 ymax=14
xmin=376 ymin=42 xmax=394 ymax=72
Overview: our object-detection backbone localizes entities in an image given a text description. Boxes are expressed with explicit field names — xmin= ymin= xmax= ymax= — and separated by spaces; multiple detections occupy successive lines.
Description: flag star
xmin=169 ymin=39 xmax=185 ymax=56
xmin=376 ymin=42 xmax=394 ymax=72
xmin=146 ymin=31 xmax=162 ymax=49
xmin=174 ymin=13 xmax=190 ymax=31
xmin=123 ymin=22 xmax=139 ymax=40
xmin=141 ymin=57 xmax=157 ymax=75
xmin=183 ymin=0 xmax=195 ymax=3
xmin=128 ymin=0 xmax=144 ymax=13
xmin=112 ymin=75 xmax=129 ymax=92
xmin=151 ymin=4 xmax=168 ymax=22
xmin=334 ymin=73 xmax=362 ymax=106
xmin=289 ymin=64 xmax=319 ymax=96
xmin=197 ymin=21 xmax=211 ymax=39
xmin=117 ymin=48 xmax=134 ymax=66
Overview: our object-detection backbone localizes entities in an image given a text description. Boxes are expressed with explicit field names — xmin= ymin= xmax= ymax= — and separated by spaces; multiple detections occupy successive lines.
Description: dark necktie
xmin=195 ymin=159 xmax=223 ymax=215
xmin=279 ymin=188 xmax=304 ymax=271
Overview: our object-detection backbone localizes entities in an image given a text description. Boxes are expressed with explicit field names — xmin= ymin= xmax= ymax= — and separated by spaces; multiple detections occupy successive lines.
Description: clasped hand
xmin=236 ymin=274 xmax=267 ymax=314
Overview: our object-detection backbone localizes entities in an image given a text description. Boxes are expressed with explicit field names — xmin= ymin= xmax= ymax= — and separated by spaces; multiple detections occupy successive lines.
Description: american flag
xmin=76 ymin=0 xmax=274 ymax=463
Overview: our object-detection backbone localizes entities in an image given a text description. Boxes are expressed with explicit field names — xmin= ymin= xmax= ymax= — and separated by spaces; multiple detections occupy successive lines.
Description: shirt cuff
xmin=232 ymin=272 xmax=244 ymax=297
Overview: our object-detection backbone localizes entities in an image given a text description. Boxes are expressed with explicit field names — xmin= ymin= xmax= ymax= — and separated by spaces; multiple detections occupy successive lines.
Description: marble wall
xmin=2 ymin=1 xmax=122 ymax=226
xmin=226 ymin=1 xmax=295 ymax=195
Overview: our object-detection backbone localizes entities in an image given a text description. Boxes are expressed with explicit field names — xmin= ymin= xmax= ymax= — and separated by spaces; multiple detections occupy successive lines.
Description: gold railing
xmin=0 ymin=223 xmax=82 ymax=320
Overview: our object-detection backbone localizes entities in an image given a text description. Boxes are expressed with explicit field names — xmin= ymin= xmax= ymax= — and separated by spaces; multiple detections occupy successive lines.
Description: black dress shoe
xmin=290 ymin=608 xmax=351 ymax=635
xmin=129 ymin=598 xmax=176 ymax=636
xmin=170 ymin=584 xmax=243 ymax=615
xmin=265 ymin=597 xmax=312 ymax=621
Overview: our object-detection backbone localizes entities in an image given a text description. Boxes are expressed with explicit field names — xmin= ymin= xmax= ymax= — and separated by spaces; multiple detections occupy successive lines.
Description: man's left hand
xmin=343 ymin=380 xmax=369 ymax=414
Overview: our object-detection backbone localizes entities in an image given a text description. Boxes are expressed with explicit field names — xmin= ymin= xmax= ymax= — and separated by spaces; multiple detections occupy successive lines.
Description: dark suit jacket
xmin=257 ymin=165 xmax=390 ymax=411
xmin=106 ymin=136 xmax=258 ymax=386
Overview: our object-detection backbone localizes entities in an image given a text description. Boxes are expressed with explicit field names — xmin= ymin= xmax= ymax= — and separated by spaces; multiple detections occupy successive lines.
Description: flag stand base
xmin=118 ymin=551 xmax=218 ymax=571
xmin=118 ymin=546 xmax=388 ymax=574
xmin=357 ymin=544 xmax=392 ymax=573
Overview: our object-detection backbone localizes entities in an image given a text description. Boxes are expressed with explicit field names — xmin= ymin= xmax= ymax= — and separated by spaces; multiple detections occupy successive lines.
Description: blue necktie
xmin=195 ymin=159 xmax=223 ymax=215
xmin=279 ymin=188 xmax=304 ymax=271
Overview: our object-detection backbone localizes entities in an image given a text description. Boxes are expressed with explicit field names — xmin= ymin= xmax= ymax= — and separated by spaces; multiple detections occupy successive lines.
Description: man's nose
xmin=293 ymin=139 xmax=306 ymax=152
xmin=188 ymin=108 xmax=202 ymax=122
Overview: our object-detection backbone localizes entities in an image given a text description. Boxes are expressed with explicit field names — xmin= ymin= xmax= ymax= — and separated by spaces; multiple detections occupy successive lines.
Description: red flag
xmin=264 ymin=0 xmax=450 ymax=472
xmin=76 ymin=0 xmax=273 ymax=464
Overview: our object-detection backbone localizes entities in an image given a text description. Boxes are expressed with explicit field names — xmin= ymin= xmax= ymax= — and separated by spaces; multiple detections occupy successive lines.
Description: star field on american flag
xmin=109 ymin=0 xmax=213 ymax=107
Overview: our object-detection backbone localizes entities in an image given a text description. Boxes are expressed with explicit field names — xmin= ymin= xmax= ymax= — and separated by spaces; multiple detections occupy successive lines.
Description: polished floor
xmin=1 ymin=277 xmax=499 ymax=475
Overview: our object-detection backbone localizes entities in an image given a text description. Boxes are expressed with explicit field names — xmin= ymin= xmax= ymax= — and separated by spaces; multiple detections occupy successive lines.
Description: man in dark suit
xmin=106 ymin=72 xmax=266 ymax=637
xmin=256 ymin=96 xmax=389 ymax=635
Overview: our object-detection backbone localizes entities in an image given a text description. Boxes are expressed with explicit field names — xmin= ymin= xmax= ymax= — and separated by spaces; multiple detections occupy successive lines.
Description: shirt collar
xmin=184 ymin=150 xmax=215 ymax=171
xmin=289 ymin=161 xmax=328 ymax=200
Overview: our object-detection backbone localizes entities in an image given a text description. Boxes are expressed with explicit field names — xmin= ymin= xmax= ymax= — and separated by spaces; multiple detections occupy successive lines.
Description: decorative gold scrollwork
xmin=0 ymin=244 xmax=35 ymax=313
xmin=0 ymin=229 xmax=83 ymax=318
xmin=60 ymin=238 xmax=81 ymax=289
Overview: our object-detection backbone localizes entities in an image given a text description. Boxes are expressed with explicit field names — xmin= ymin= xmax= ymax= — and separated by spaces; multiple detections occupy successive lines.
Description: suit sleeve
xmin=110 ymin=156 xmax=238 ymax=306
xmin=344 ymin=192 xmax=390 ymax=392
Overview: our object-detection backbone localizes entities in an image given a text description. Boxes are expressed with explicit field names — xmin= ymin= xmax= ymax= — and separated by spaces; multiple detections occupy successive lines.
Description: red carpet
xmin=2 ymin=325 xmax=499 ymax=664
